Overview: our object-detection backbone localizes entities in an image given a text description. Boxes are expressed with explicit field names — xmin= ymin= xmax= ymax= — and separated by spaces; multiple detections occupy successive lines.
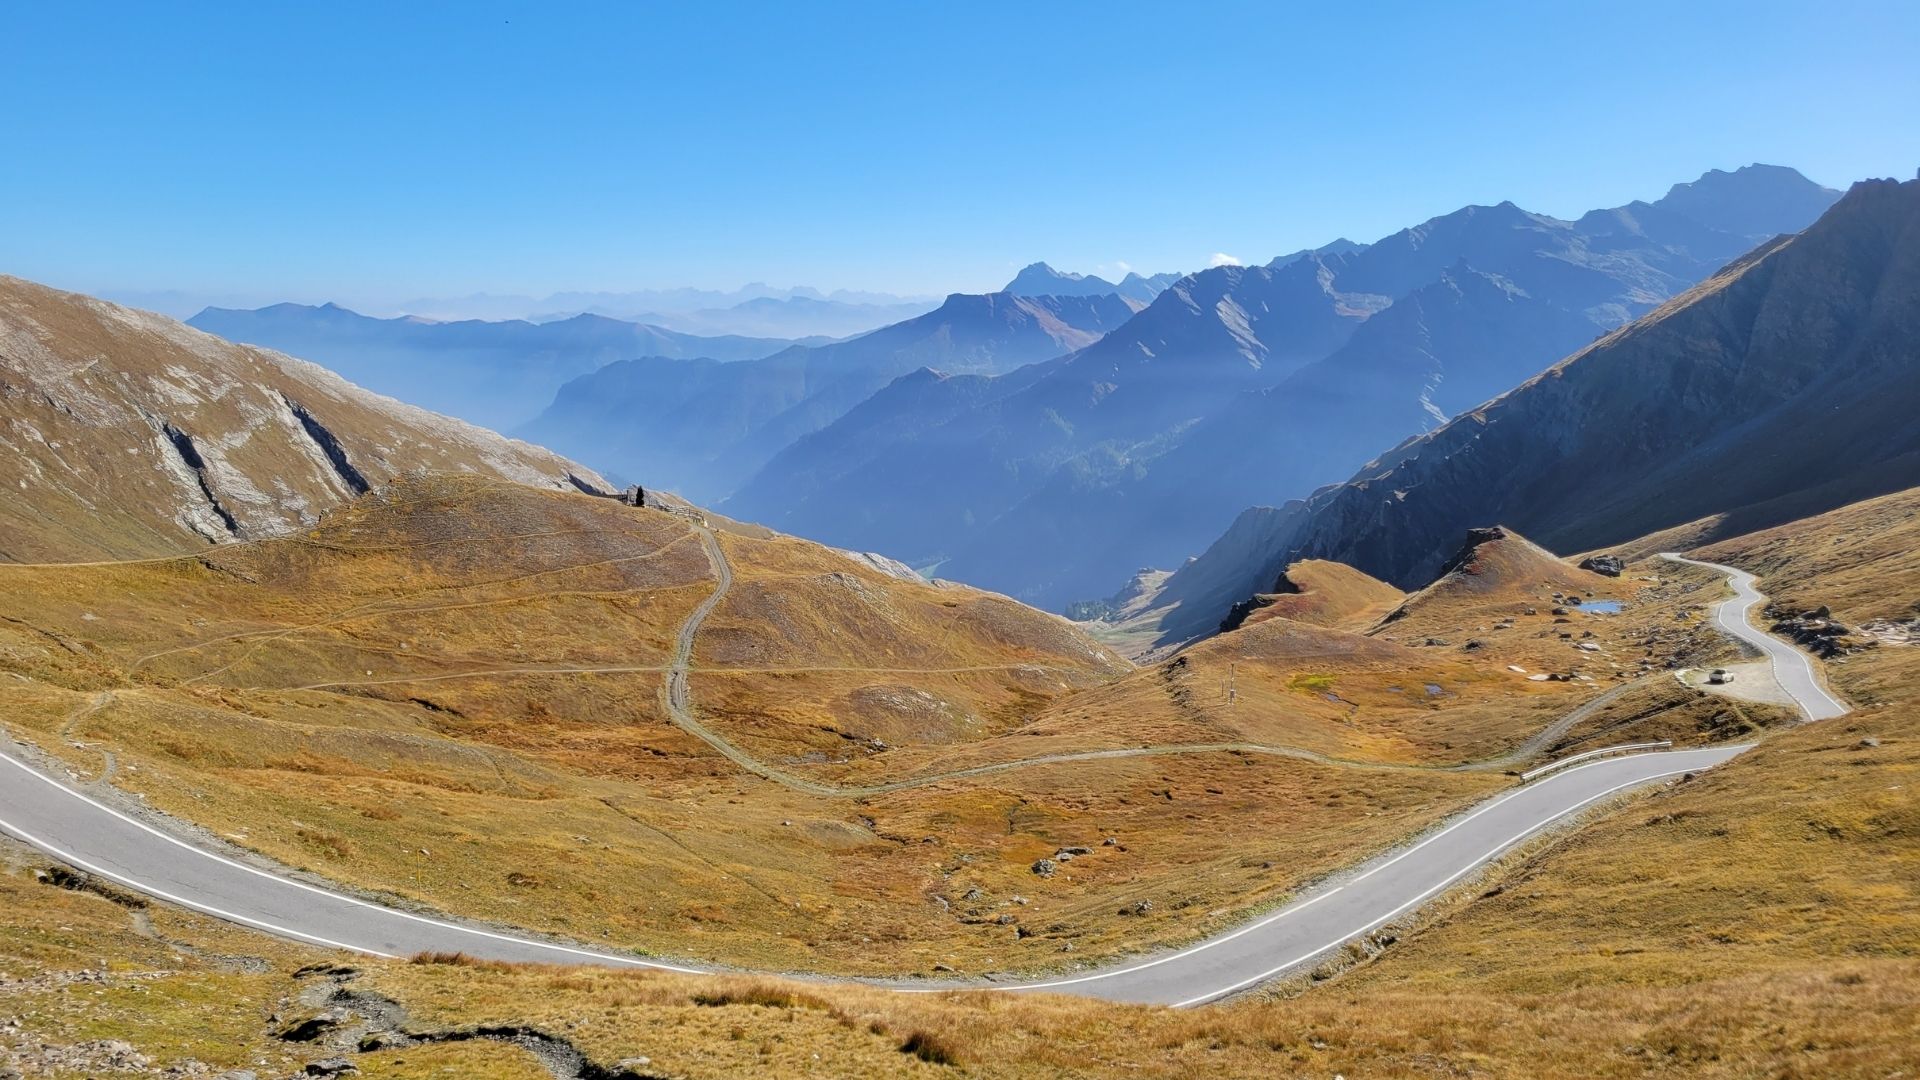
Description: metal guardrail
xmin=1520 ymin=740 xmax=1674 ymax=781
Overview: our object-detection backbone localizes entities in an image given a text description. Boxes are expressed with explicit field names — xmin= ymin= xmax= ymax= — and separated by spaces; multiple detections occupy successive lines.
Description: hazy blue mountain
xmin=729 ymin=165 xmax=1841 ymax=611
xmin=1137 ymin=177 xmax=1920 ymax=646
xmin=1649 ymin=163 xmax=1855 ymax=239
xmin=983 ymin=262 xmax=1604 ymax=594
xmin=396 ymin=283 xmax=935 ymax=324
xmin=1267 ymin=238 xmax=1368 ymax=268
xmin=723 ymin=361 xmax=1068 ymax=554
xmin=187 ymin=303 xmax=803 ymax=431
xmin=632 ymin=294 xmax=942 ymax=340
xmin=517 ymin=291 xmax=1137 ymax=500
xmin=1115 ymin=271 xmax=1185 ymax=302
xmin=728 ymin=253 xmax=1384 ymax=592
xmin=1003 ymin=262 xmax=1182 ymax=303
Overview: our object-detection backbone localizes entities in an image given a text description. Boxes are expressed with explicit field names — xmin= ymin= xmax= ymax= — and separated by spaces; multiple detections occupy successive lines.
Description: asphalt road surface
xmin=0 ymin=557 xmax=1841 ymax=1005
xmin=1660 ymin=553 xmax=1850 ymax=720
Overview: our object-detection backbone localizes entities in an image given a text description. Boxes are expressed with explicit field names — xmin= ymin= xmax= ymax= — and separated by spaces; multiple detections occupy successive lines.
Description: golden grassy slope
xmin=1238 ymin=558 xmax=1406 ymax=632
xmin=991 ymin=528 xmax=1790 ymax=777
xmin=1693 ymin=482 xmax=1920 ymax=624
xmin=0 ymin=474 xmax=1538 ymax=980
xmin=6 ymin=486 xmax=1913 ymax=1077
xmin=0 ymin=274 xmax=602 ymax=562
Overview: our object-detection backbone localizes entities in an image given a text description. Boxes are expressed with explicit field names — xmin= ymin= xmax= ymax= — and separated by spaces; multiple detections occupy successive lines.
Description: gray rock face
xmin=1579 ymin=554 xmax=1627 ymax=577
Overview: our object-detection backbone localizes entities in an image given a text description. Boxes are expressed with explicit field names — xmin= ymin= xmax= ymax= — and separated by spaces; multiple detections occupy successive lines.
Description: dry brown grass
xmin=1239 ymin=558 xmax=1407 ymax=632
xmin=9 ymin=839 xmax=1908 ymax=1080
xmin=0 ymin=276 xmax=597 ymax=564
xmin=4 ymin=484 xmax=1918 ymax=1076
xmin=346 ymin=488 xmax=1920 ymax=1076
xmin=1695 ymin=483 xmax=1920 ymax=623
xmin=0 ymin=475 xmax=1533 ymax=978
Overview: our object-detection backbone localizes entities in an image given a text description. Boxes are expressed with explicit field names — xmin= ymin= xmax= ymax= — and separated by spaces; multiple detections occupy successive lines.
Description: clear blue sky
xmin=2 ymin=1 xmax=1915 ymax=310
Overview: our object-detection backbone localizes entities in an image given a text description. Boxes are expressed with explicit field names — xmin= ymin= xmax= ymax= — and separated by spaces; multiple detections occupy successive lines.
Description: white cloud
xmin=1208 ymin=252 xmax=1242 ymax=267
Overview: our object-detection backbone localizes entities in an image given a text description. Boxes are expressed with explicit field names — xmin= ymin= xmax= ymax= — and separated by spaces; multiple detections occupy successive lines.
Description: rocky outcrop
xmin=1770 ymin=607 xmax=1876 ymax=657
xmin=1436 ymin=527 xmax=1513 ymax=579
xmin=0 ymin=275 xmax=608 ymax=562
xmin=1579 ymin=554 xmax=1627 ymax=577
xmin=1218 ymin=593 xmax=1276 ymax=633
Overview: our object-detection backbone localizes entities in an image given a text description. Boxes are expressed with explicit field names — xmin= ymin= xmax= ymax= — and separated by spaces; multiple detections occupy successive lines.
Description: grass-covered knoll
xmin=1235 ymin=558 xmax=1407 ymax=632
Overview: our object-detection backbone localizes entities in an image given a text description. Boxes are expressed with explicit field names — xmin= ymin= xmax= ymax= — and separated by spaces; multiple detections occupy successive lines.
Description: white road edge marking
xmin=1658 ymin=553 xmax=1850 ymax=717
xmin=1348 ymin=748 xmax=1739 ymax=887
xmin=900 ymin=885 xmax=1348 ymax=994
xmin=0 ymin=746 xmax=707 ymax=974
xmin=0 ymin=813 xmax=395 ymax=957
xmin=1167 ymin=763 xmax=1711 ymax=1007
xmin=903 ymin=747 xmax=1743 ymax=1000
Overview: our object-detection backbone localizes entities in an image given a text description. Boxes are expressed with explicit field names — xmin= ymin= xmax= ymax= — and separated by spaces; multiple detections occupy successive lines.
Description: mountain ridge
xmin=520 ymin=290 xmax=1139 ymax=500
xmin=187 ymin=301 xmax=808 ymax=431
xmin=1135 ymin=176 xmax=1920 ymax=646
xmin=1003 ymin=262 xmax=1182 ymax=303
xmin=0 ymin=274 xmax=608 ymax=563
xmin=733 ymin=165 xmax=1842 ymax=610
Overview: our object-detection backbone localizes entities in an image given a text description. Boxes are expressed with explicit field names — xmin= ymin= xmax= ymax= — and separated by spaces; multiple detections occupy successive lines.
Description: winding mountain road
xmin=0 ymin=554 xmax=1846 ymax=1006
xmin=1659 ymin=553 xmax=1849 ymax=720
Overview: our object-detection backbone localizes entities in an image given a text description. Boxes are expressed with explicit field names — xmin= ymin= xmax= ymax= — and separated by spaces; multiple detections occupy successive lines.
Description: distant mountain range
xmin=517 ymin=291 xmax=1140 ymax=499
xmin=186 ymin=303 xmax=810 ymax=431
xmin=1003 ymin=262 xmax=1183 ymax=303
xmin=397 ymin=282 xmax=938 ymax=324
xmin=621 ymin=294 xmax=942 ymax=340
xmin=1129 ymin=175 xmax=1920 ymax=647
xmin=726 ymin=165 xmax=1842 ymax=610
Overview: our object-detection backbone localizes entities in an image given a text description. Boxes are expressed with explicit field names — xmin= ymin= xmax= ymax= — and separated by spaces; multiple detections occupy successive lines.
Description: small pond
xmin=1580 ymin=600 xmax=1624 ymax=615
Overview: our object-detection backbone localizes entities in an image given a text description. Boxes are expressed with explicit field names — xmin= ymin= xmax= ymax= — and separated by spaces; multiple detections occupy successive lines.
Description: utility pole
xmin=1227 ymin=663 xmax=1237 ymax=707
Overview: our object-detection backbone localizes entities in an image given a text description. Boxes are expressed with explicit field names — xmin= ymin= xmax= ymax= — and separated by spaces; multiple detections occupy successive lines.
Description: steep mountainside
xmin=734 ymin=166 xmax=1840 ymax=610
xmin=0 ymin=275 xmax=606 ymax=563
xmin=1004 ymin=262 xmax=1182 ymax=303
xmin=1144 ymin=177 xmax=1920 ymax=644
xmin=519 ymin=291 xmax=1137 ymax=499
xmin=727 ymin=253 xmax=1384 ymax=589
xmin=722 ymin=362 xmax=1067 ymax=551
xmin=188 ymin=303 xmax=805 ymax=431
